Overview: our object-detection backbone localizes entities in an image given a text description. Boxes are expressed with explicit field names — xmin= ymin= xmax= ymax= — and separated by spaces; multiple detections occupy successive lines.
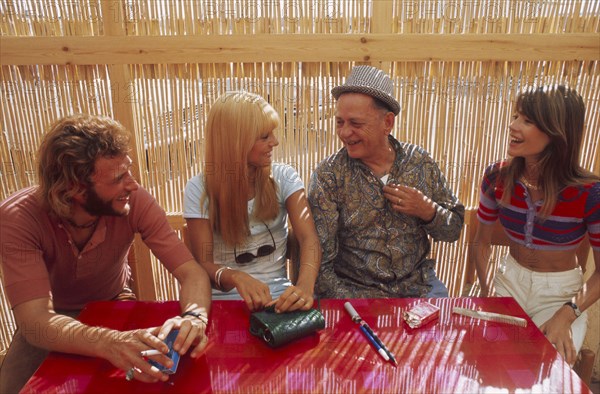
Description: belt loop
xmin=518 ymin=264 xmax=526 ymax=283
xmin=508 ymin=255 xmax=521 ymax=281
xmin=544 ymin=271 xmax=552 ymax=288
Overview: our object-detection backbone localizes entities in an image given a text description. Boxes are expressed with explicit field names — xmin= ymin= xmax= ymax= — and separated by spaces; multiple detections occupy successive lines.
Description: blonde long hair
xmin=500 ymin=85 xmax=599 ymax=218
xmin=202 ymin=91 xmax=280 ymax=246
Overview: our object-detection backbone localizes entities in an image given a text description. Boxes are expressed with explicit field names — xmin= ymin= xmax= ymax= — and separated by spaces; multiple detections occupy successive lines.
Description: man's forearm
xmin=175 ymin=261 xmax=212 ymax=317
xmin=18 ymin=313 xmax=122 ymax=359
xmin=424 ymin=203 xmax=465 ymax=241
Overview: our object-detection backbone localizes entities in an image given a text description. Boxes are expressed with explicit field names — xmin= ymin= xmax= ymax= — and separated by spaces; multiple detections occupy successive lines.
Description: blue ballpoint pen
xmin=360 ymin=322 xmax=398 ymax=366
xmin=359 ymin=325 xmax=389 ymax=361
xmin=345 ymin=301 xmax=398 ymax=366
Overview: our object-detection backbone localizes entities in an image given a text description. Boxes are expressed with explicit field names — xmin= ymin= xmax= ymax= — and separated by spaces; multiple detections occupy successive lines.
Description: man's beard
xmin=82 ymin=186 xmax=129 ymax=217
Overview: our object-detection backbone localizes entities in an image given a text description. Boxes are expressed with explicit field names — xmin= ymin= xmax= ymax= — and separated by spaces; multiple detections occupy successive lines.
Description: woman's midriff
xmin=509 ymin=241 xmax=579 ymax=272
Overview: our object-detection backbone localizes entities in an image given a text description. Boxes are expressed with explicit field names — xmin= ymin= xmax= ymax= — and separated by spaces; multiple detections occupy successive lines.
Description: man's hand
xmin=153 ymin=314 xmax=209 ymax=358
xmin=105 ymin=313 xmax=209 ymax=383
xmin=383 ymin=184 xmax=436 ymax=222
xmin=101 ymin=328 xmax=172 ymax=383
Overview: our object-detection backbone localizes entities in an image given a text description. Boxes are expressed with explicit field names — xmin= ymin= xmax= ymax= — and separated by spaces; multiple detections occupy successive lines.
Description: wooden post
xmin=371 ymin=1 xmax=394 ymax=72
xmin=101 ymin=0 xmax=156 ymax=301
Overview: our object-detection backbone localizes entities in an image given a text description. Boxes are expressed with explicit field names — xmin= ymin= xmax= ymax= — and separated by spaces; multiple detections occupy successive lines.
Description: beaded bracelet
xmin=214 ymin=266 xmax=232 ymax=290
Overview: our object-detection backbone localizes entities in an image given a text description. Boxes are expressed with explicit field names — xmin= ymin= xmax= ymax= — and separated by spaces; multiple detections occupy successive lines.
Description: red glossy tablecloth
xmin=21 ymin=297 xmax=590 ymax=393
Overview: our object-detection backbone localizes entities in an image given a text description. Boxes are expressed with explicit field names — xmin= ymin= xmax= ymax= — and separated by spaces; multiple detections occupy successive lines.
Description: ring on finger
xmin=125 ymin=367 xmax=135 ymax=381
xmin=397 ymin=197 xmax=401 ymax=204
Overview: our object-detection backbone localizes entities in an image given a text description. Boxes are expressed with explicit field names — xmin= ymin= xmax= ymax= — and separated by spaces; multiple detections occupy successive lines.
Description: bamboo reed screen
xmin=0 ymin=0 xmax=599 ymax=355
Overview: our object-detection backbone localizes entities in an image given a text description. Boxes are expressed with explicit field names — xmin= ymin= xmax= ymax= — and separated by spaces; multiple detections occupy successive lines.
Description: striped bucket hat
xmin=331 ymin=66 xmax=400 ymax=115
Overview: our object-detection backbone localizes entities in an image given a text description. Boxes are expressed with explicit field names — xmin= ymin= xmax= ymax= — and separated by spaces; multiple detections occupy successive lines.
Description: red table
xmin=21 ymin=298 xmax=590 ymax=393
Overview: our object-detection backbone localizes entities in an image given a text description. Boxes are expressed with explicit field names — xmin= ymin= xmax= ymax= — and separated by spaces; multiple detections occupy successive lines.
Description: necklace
xmin=65 ymin=218 xmax=99 ymax=229
xmin=519 ymin=176 xmax=540 ymax=191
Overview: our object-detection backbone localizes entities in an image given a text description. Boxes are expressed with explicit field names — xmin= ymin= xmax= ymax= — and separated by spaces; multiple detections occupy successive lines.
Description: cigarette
xmin=140 ymin=349 xmax=163 ymax=357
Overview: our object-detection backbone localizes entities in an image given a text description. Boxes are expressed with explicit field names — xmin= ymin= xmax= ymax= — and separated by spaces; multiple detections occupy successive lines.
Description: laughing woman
xmin=184 ymin=91 xmax=321 ymax=312
xmin=473 ymin=85 xmax=600 ymax=365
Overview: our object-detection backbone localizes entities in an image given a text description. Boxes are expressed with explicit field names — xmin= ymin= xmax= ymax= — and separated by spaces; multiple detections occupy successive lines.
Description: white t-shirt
xmin=183 ymin=163 xmax=305 ymax=299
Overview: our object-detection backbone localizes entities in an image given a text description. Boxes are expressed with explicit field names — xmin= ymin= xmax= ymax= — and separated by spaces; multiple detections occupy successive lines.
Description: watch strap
xmin=181 ymin=310 xmax=209 ymax=324
xmin=563 ymin=301 xmax=582 ymax=318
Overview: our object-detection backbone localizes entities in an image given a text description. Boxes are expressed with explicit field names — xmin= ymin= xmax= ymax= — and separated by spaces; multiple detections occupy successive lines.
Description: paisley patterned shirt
xmin=308 ymin=136 xmax=465 ymax=298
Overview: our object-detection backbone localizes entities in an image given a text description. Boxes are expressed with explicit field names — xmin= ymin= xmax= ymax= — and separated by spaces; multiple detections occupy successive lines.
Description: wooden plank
xmin=130 ymin=234 xmax=157 ymax=301
xmin=166 ymin=213 xmax=186 ymax=229
xmin=100 ymin=0 xmax=157 ymax=301
xmin=371 ymin=0 xmax=393 ymax=71
xmin=1 ymin=33 xmax=598 ymax=65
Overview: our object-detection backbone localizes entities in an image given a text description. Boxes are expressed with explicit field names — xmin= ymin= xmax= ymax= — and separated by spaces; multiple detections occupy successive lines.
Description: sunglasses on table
xmin=234 ymin=223 xmax=276 ymax=265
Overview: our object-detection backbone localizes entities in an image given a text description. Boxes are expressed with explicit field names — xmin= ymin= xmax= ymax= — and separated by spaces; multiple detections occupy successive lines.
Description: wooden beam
xmin=99 ymin=0 xmax=158 ymax=301
xmin=371 ymin=0 xmax=394 ymax=71
xmin=166 ymin=214 xmax=186 ymax=229
xmin=130 ymin=234 xmax=157 ymax=301
xmin=1 ymin=33 xmax=598 ymax=65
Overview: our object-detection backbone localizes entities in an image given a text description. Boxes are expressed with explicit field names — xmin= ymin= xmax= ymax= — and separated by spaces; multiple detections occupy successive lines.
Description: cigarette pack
xmin=403 ymin=301 xmax=440 ymax=329
xmin=148 ymin=329 xmax=180 ymax=374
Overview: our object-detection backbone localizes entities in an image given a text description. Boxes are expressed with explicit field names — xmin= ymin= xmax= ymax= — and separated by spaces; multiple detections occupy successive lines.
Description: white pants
xmin=494 ymin=254 xmax=587 ymax=352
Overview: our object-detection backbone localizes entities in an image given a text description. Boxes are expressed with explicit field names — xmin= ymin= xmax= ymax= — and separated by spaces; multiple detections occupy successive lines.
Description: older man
xmin=0 ymin=114 xmax=212 ymax=392
xmin=308 ymin=66 xmax=465 ymax=299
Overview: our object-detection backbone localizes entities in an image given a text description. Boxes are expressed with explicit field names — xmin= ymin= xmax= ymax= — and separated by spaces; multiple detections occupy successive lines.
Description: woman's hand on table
xmin=229 ymin=271 xmax=273 ymax=311
xmin=539 ymin=308 xmax=578 ymax=365
xmin=269 ymin=285 xmax=314 ymax=313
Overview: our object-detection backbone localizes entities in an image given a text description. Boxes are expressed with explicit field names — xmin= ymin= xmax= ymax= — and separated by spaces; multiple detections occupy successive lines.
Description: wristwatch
xmin=563 ymin=302 xmax=582 ymax=318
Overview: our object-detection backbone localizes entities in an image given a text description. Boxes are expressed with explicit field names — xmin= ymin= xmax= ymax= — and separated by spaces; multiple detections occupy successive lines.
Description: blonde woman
xmin=184 ymin=91 xmax=321 ymax=312
xmin=474 ymin=85 xmax=600 ymax=365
